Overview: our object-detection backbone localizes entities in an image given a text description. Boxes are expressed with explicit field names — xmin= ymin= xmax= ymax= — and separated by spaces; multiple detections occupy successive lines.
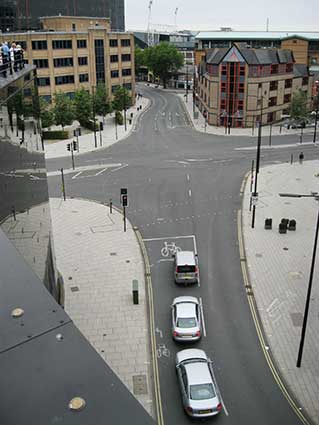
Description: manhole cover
xmin=283 ymin=247 xmax=289 ymax=251
xmin=110 ymin=252 xmax=117 ymax=256
xmin=132 ymin=374 xmax=148 ymax=395
xmin=290 ymin=312 xmax=303 ymax=327
xmin=70 ymin=286 xmax=79 ymax=292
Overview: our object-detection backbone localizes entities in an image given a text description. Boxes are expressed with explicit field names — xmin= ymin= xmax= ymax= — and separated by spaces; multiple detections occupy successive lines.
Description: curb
xmin=237 ymin=175 xmax=313 ymax=425
xmin=177 ymin=96 xmax=195 ymax=129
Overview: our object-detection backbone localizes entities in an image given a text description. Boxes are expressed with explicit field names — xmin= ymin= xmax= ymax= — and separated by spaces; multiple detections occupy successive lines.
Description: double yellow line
xmin=135 ymin=228 xmax=164 ymax=425
xmin=237 ymin=176 xmax=310 ymax=425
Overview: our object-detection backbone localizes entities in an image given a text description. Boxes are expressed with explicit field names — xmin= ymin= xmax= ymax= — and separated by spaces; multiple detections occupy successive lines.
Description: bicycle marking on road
xmin=161 ymin=241 xmax=181 ymax=257
xmin=156 ymin=344 xmax=170 ymax=358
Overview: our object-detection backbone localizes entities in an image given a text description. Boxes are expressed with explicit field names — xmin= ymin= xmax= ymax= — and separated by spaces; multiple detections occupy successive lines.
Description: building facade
xmin=195 ymin=31 xmax=319 ymax=74
xmin=196 ymin=45 xmax=313 ymax=128
xmin=0 ymin=16 xmax=135 ymax=102
xmin=0 ymin=0 xmax=125 ymax=32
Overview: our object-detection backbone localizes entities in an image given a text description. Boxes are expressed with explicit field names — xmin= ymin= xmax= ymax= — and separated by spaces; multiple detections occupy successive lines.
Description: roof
xmin=196 ymin=31 xmax=319 ymax=41
xmin=293 ymin=64 xmax=309 ymax=77
xmin=176 ymin=302 xmax=196 ymax=318
xmin=176 ymin=250 xmax=196 ymax=265
xmin=185 ymin=362 xmax=211 ymax=385
xmin=206 ymin=46 xmax=294 ymax=66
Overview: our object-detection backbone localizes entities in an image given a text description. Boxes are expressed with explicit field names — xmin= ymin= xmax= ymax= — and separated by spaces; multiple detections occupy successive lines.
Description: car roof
xmin=176 ymin=302 xmax=196 ymax=318
xmin=176 ymin=348 xmax=207 ymax=365
xmin=173 ymin=296 xmax=199 ymax=305
xmin=185 ymin=361 xmax=212 ymax=385
xmin=176 ymin=251 xmax=196 ymax=265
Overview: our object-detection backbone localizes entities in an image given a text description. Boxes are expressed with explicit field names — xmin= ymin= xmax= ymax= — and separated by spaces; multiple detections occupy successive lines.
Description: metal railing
xmin=0 ymin=50 xmax=25 ymax=78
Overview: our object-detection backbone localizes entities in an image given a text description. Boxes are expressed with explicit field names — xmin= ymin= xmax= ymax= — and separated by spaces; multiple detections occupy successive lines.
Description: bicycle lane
xmin=143 ymin=234 xmax=206 ymax=423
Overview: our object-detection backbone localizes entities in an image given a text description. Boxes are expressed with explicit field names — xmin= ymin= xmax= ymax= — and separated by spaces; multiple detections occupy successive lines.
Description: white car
xmin=172 ymin=296 xmax=201 ymax=342
xmin=176 ymin=349 xmax=222 ymax=418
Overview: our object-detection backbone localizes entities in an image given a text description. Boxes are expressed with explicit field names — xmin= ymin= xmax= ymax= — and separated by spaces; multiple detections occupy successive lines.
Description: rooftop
xmin=196 ymin=31 xmax=319 ymax=41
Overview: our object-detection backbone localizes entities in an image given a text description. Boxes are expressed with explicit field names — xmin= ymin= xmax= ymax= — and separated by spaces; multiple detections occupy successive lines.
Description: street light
xmin=279 ymin=192 xmax=319 ymax=367
xmin=313 ymin=92 xmax=319 ymax=144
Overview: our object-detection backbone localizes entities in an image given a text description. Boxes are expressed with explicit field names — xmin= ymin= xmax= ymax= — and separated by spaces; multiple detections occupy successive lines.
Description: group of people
xmin=0 ymin=42 xmax=24 ymax=78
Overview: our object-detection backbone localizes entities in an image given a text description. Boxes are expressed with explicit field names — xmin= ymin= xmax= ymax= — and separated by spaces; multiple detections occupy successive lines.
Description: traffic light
xmin=121 ymin=194 xmax=128 ymax=207
xmin=99 ymin=122 xmax=104 ymax=131
xmin=73 ymin=140 xmax=78 ymax=151
xmin=67 ymin=143 xmax=71 ymax=151
xmin=121 ymin=188 xmax=127 ymax=195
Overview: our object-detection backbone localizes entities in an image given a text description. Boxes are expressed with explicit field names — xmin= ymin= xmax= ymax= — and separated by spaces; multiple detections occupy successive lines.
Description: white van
xmin=174 ymin=251 xmax=199 ymax=285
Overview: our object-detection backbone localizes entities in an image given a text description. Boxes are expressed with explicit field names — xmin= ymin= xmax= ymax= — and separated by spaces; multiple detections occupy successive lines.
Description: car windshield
xmin=177 ymin=317 xmax=196 ymax=328
xmin=177 ymin=265 xmax=196 ymax=273
xmin=190 ymin=383 xmax=215 ymax=400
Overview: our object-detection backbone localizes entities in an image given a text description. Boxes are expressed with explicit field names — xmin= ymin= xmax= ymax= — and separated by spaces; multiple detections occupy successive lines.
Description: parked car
xmin=176 ymin=349 xmax=222 ymax=418
xmin=173 ymin=250 xmax=199 ymax=285
xmin=172 ymin=296 xmax=201 ymax=342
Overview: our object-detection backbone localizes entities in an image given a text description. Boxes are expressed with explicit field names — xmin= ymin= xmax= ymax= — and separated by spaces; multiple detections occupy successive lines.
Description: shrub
xmin=115 ymin=110 xmax=123 ymax=125
xmin=42 ymin=130 xmax=69 ymax=140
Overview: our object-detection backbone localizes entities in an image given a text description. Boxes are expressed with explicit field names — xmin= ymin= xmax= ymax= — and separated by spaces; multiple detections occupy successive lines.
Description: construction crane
xmin=174 ymin=7 xmax=178 ymax=30
xmin=147 ymin=0 xmax=154 ymax=47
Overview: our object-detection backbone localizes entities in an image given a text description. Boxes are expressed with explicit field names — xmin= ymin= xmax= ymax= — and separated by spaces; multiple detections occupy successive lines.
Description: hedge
xmin=115 ymin=111 xmax=123 ymax=125
xmin=42 ymin=130 xmax=69 ymax=140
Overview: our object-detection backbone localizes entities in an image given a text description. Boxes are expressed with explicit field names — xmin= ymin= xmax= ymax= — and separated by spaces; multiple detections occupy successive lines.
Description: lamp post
xmin=279 ymin=192 xmax=319 ymax=367
xmin=251 ymin=93 xmax=264 ymax=228
xmin=313 ymin=92 xmax=319 ymax=144
xmin=92 ymin=86 xmax=97 ymax=148
xmin=185 ymin=64 xmax=189 ymax=103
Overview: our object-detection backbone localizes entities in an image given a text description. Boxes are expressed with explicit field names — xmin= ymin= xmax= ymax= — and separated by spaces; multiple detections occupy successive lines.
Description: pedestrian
xmin=1 ymin=42 xmax=10 ymax=76
xmin=299 ymin=151 xmax=304 ymax=164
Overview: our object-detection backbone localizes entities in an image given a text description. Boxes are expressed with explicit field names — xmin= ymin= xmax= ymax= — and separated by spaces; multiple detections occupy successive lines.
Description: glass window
xmin=121 ymin=54 xmax=131 ymax=62
xmin=53 ymin=57 xmax=73 ymax=67
xmin=33 ymin=59 xmax=49 ymax=68
xmin=37 ymin=77 xmax=50 ymax=86
xmin=285 ymin=79 xmax=292 ymax=88
xmin=78 ymin=57 xmax=88 ymax=66
xmin=110 ymin=55 xmax=119 ymax=63
xmin=32 ymin=40 xmax=47 ymax=50
xmin=121 ymin=39 xmax=131 ymax=47
xmin=55 ymin=75 xmax=75 ymax=85
xmin=110 ymin=39 xmax=118 ymax=47
xmin=52 ymin=40 xmax=72 ymax=49
xmin=122 ymin=68 xmax=131 ymax=76
xmin=77 ymin=39 xmax=87 ymax=48
xmin=190 ymin=384 xmax=215 ymax=400
xmin=270 ymin=81 xmax=278 ymax=91
xmin=177 ymin=318 xmax=196 ymax=328
xmin=79 ymin=73 xmax=89 ymax=82
xmin=111 ymin=70 xmax=119 ymax=78
xmin=177 ymin=265 xmax=196 ymax=273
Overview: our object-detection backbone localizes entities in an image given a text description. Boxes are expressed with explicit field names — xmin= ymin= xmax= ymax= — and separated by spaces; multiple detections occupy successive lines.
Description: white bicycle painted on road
xmin=161 ymin=241 xmax=181 ymax=257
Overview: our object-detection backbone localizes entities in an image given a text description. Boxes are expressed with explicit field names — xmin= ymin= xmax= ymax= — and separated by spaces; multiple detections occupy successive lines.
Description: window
xmin=110 ymin=55 xmax=119 ymax=63
xmin=122 ymin=68 xmax=131 ymax=76
xmin=302 ymin=77 xmax=309 ymax=86
xmin=111 ymin=70 xmax=119 ymax=78
xmin=221 ymin=65 xmax=227 ymax=75
xmin=285 ymin=79 xmax=292 ymax=88
xmin=270 ymin=81 xmax=278 ymax=91
xmin=121 ymin=39 xmax=130 ymax=47
xmin=286 ymin=63 xmax=293 ymax=73
xmin=95 ymin=39 xmax=105 ymax=83
xmin=32 ymin=40 xmax=47 ymax=50
xmin=238 ymin=100 xmax=244 ymax=110
xmin=77 ymin=39 xmax=87 ymax=48
xmin=52 ymin=40 xmax=72 ymax=49
xmin=112 ymin=85 xmax=120 ymax=94
xmin=269 ymin=97 xmax=277 ymax=107
xmin=267 ymin=112 xmax=274 ymax=122
xmin=239 ymin=83 xmax=245 ymax=93
xmin=110 ymin=39 xmax=118 ymax=47
xmin=239 ymin=65 xmax=245 ymax=76
xmin=55 ymin=75 xmax=75 ymax=85
xmin=121 ymin=54 xmax=131 ymax=62
xmin=79 ymin=73 xmax=89 ymax=82
xmin=37 ymin=77 xmax=50 ymax=86
xmin=284 ymin=94 xmax=291 ymax=103
xmin=270 ymin=64 xmax=278 ymax=75
xmin=53 ymin=57 xmax=73 ymax=67
xmin=221 ymin=82 xmax=226 ymax=93
xmin=33 ymin=59 xmax=49 ymax=68
xmin=78 ymin=57 xmax=88 ymax=66
xmin=72 ymin=23 xmax=76 ymax=31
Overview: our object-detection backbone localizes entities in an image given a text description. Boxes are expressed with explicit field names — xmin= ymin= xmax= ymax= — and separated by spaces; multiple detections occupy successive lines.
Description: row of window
xmin=110 ymin=54 xmax=131 ymax=62
xmin=33 ymin=54 xmax=131 ymax=69
xmin=37 ymin=74 xmax=89 ymax=86
xmin=111 ymin=69 xmax=132 ymax=77
xmin=31 ymin=38 xmax=131 ymax=50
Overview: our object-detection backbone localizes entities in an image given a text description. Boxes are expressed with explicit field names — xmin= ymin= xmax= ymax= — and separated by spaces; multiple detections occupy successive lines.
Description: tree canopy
xmin=94 ymin=83 xmax=112 ymax=117
xmin=53 ymin=93 xmax=75 ymax=128
xmin=144 ymin=42 xmax=184 ymax=88
xmin=290 ymin=89 xmax=309 ymax=123
xmin=74 ymin=88 xmax=91 ymax=127
xmin=112 ymin=86 xmax=131 ymax=111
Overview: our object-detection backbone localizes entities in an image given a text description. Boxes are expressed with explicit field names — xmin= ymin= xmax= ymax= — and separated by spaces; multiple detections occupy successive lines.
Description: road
xmin=47 ymin=85 xmax=317 ymax=425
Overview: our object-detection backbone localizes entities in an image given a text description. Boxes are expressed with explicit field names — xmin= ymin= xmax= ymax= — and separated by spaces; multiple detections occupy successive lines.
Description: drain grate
xmin=70 ymin=286 xmax=79 ymax=292
xmin=132 ymin=374 xmax=148 ymax=395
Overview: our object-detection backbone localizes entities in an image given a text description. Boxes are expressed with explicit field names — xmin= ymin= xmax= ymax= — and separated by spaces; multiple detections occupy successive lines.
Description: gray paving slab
xmin=242 ymin=159 xmax=319 ymax=423
xmin=50 ymin=197 xmax=154 ymax=417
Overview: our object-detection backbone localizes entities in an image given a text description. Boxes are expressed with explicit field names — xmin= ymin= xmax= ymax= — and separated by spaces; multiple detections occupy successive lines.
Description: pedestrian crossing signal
xmin=121 ymin=194 xmax=128 ymax=207
xmin=67 ymin=143 xmax=71 ymax=151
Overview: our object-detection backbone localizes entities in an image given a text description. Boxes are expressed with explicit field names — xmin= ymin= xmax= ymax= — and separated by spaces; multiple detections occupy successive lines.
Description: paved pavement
xmin=242 ymin=160 xmax=319 ymax=424
xmin=50 ymin=197 xmax=154 ymax=418
xmin=44 ymin=96 xmax=149 ymax=159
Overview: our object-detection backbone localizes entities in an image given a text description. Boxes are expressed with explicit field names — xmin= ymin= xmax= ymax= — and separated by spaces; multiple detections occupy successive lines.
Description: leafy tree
xmin=53 ymin=93 xmax=75 ymax=128
xmin=290 ymin=89 xmax=309 ymax=123
xmin=112 ymin=86 xmax=131 ymax=111
xmin=94 ymin=83 xmax=112 ymax=119
xmin=39 ymin=98 xmax=54 ymax=128
xmin=74 ymin=88 xmax=92 ymax=127
xmin=144 ymin=42 xmax=184 ymax=88
xmin=135 ymin=47 xmax=146 ymax=73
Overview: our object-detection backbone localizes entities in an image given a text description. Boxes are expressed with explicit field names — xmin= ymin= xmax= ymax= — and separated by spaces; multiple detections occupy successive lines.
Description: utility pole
xmin=185 ymin=65 xmax=189 ymax=102
xmin=251 ymin=95 xmax=263 ymax=228
xmin=313 ymin=93 xmax=319 ymax=143
xmin=92 ymin=86 xmax=97 ymax=148
xmin=61 ymin=168 xmax=66 ymax=201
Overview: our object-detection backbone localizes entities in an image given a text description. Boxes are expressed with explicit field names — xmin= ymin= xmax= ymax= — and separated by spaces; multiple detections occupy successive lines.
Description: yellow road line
xmin=237 ymin=206 xmax=310 ymax=425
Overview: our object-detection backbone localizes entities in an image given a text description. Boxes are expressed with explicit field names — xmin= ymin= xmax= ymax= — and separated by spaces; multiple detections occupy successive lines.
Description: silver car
xmin=172 ymin=296 xmax=201 ymax=342
xmin=176 ymin=349 xmax=222 ymax=418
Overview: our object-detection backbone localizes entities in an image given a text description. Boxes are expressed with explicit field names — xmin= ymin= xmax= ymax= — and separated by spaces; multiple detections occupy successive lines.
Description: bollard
xmin=109 ymin=199 xmax=113 ymax=214
xmin=11 ymin=205 xmax=16 ymax=221
xmin=290 ymin=154 xmax=293 ymax=164
xmin=132 ymin=279 xmax=139 ymax=304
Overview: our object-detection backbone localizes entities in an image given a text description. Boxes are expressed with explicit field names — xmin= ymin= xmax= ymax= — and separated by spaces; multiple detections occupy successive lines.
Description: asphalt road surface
xmin=47 ymin=85 xmax=318 ymax=425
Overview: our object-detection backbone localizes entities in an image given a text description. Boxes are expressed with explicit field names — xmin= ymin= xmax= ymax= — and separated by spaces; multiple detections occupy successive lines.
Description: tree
xmin=290 ymin=89 xmax=309 ymax=124
xmin=74 ymin=88 xmax=92 ymax=127
xmin=94 ymin=83 xmax=112 ymax=119
xmin=135 ymin=47 xmax=146 ymax=73
xmin=144 ymin=42 xmax=184 ymax=88
xmin=53 ymin=93 xmax=75 ymax=128
xmin=39 ymin=98 xmax=54 ymax=129
xmin=112 ymin=86 xmax=131 ymax=112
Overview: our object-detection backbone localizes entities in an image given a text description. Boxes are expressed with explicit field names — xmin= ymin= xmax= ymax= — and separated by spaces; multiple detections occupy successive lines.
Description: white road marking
xmin=143 ymin=235 xmax=195 ymax=242
xmin=188 ymin=189 xmax=192 ymax=197
xmin=187 ymin=174 xmax=190 ymax=181
xmin=72 ymin=171 xmax=82 ymax=179
xmin=110 ymin=164 xmax=128 ymax=173
xmin=158 ymin=258 xmax=174 ymax=263
xmin=95 ymin=167 xmax=108 ymax=176
xmin=199 ymin=297 xmax=207 ymax=337
xmin=155 ymin=327 xmax=163 ymax=338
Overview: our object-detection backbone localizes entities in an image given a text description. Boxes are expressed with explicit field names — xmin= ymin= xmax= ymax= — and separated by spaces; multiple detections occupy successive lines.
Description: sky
xmin=125 ymin=0 xmax=319 ymax=32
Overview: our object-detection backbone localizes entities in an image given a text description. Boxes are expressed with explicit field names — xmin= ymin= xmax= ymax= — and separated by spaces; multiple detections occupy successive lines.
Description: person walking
xmin=1 ymin=42 xmax=10 ymax=76
xmin=299 ymin=151 xmax=304 ymax=164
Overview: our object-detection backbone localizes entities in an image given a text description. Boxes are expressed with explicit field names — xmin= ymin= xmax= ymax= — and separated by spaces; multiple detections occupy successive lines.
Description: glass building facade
xmin=0 ymin=65 xmax=59 ymax=300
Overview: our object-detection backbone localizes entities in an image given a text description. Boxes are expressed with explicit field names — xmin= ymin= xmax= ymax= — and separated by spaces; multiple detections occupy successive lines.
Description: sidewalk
xmin=44 ymin=96 xmax=149 ymax=159
xmin=241 ymin=160 xmax=319 ymax=424
xmin=178 ymin=92 xmax=316 ymax=139
xmin=49 ymin=198 xmax=154 ymax=417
